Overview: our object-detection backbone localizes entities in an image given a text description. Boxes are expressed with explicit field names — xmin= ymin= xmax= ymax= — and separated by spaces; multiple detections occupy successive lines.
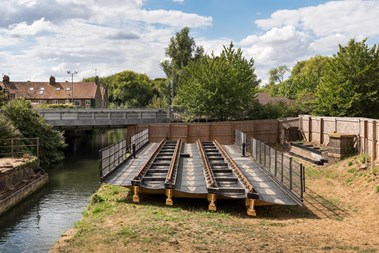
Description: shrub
xmin=1 ymin=99 xmax=66 ymax=164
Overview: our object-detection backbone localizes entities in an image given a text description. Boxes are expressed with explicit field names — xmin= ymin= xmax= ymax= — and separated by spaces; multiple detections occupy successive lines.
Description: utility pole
xmin=67 ymin=70 xmax=78 ymax=104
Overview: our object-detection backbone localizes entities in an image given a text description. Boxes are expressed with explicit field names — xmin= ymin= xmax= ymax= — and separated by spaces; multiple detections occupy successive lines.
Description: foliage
xmin=314 ymin=39 xmax=379 ymax=117
xmin=262 ymin=65 xmax=289 ymax=96
xmin=161 ymin=27 xmax=204 ymax=94
xmin=148 ymin=78 xmax=170 ymax=108
xmin=0 ymin=113 xmax=23 ymax=139
xmin=176 ymin=43 xmax=260 ymax=121
xmin=1 ymin=99 xmax=66 ymax=164
xmin=35 ymin=103 xmax=75 ymax=109
xmin=277 ymin=56 xmax=330 ymax=100
xmin=103 ymin=71 xmax=155 ymax=107
xmin=256 ymin=102 xmax=298 ymax=119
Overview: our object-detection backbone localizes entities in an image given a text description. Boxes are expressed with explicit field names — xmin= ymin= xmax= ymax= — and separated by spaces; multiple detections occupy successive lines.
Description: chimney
xmin=3 ymin=75 xmax=10 ymax=85
xmin=95 ymin=75 xmax=100 ymax=86
xmin=49 ymin=76 xmax=55 ymax=85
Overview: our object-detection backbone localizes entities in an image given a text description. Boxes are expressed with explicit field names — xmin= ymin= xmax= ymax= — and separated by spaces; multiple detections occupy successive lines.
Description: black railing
xmin=99 ymin=129 xmax=149 ymax=181
xmin=0 ymin=138 xmax=40 ymax=158
xmin=251 ymin=138 xmax=305 ymax=202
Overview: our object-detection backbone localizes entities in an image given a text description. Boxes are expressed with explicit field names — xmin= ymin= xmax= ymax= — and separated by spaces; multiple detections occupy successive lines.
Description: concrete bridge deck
xmin=38 ymin=108 xmax=170 ymax=129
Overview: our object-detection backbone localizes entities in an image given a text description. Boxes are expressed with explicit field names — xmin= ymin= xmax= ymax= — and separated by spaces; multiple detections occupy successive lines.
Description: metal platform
xmin=104 ymin=140 xmax=300 ymax=216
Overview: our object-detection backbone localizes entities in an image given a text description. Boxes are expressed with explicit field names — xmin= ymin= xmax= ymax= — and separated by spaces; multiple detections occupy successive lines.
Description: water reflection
xmin=0 ymin=129 xmax=127 ymax=253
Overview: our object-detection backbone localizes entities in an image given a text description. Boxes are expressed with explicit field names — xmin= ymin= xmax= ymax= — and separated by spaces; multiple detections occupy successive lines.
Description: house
xmin=0 ymin=75 xmax=108 ymax=108
xmin=256 ymin=92 xmax=293 ymax=106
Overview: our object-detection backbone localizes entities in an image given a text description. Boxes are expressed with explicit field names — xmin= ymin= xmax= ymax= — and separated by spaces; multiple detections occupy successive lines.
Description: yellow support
xmin=133 ymin=186 xmax=140 ymax=203
xmin=246 ymin=198 xmax=257 ymax=216
xmin=208 ymin=193 xmax=217 ymax=211
xmin=165 ymin=189 xmax=173 ymax=206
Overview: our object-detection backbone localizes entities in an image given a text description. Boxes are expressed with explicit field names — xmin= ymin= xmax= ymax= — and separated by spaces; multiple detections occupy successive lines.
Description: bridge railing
xmin=38 ymin=108 xmax=169 ymax=121
xmin=251 ymin=138 xmax=305 ymax=202
xmin=99 ymin=129 xmax=149 ymax=181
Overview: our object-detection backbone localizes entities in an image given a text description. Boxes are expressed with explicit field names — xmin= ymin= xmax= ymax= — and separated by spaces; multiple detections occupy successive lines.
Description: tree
xmin=313 ymin=39 xmax=379 ymax=117
xmin=262 ymin=65 xmax=289 ymax=96
xmin=2 ymin=99 xmax=66 ymax=164
xmin=176 ymin=43 xmax=260 ymax=121
xmin=104 ymin=71 xmax=154 ymax=108
xmin=161 ymin=27 xmax=204 ymax=94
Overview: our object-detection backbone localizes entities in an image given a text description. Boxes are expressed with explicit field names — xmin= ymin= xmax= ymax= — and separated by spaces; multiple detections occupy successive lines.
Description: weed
xmin=91 ymin=194 xmax=104 ymax=204
xmin=347 ymin=161 xmax=353 ymax=166
xmin=374 ymin=185 xmax=379 ymax=193
xmin=347 ymin=168 xmax=355 ymax=173
xmin=92 ymin=205 xmax=104 ymax=214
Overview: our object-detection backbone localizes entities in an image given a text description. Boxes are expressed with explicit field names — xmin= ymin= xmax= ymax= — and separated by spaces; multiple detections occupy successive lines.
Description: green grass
xmin=374 ymin=185 xmax=379 ymax=193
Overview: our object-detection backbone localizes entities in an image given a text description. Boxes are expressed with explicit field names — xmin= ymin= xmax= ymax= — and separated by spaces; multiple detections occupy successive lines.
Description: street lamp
xmin=67 ymin=70 xmax=78 ymax=104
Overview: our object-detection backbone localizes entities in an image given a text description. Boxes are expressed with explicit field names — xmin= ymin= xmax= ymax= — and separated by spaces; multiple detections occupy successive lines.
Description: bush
xmin=1 ymin=99 xmax=67 ymax=164
xmin=35 ymin=103 xmax=75 ymax=109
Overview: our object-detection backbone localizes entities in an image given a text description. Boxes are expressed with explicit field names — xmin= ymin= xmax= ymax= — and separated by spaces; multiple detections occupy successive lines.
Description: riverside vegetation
xmin=51 ymin=155 xmax=379 ymax=253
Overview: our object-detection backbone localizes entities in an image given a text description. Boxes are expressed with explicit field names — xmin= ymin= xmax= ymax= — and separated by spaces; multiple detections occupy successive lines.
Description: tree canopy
xmin=314 ymin=39 xmax=379 ymax=117
xmin=175 ymin=43 xmax=260 ymax=121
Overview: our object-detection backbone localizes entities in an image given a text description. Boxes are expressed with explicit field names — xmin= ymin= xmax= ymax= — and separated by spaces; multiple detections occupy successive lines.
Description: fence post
xmin=99 ymin=149 xmax=103 ymax=181
xmin=281 ymin=153 xmax=284 ymax=182
xmin=263 ymin=144 xmax=267 ymax=168
xmin=11 ymin=139 xmax=14 ymax=157
xmin=242 ymin=142 xmax=246 ymax=157
xmin=268 ymin=146 xmax=271 ymax=173
xmin=274 ymin=150 xmax=278 ymax=177
xmin=300 ymin=164 xmax=304 ymax=200
xmin=289 ymin=157 xmax=293 ymax=190
xmin=132 ymin=144 xmax=136 ymax=158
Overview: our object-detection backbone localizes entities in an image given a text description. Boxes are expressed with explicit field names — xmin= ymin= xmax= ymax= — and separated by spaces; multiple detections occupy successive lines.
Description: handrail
xmin=196 ymin=140 xmax=218 ymax=189
xmin=165 ymin=139 xmax=183 ymax=189
xmin=131 ymin=139 xmax=166 ymax=186
xmin=213 ymin=140 xmax=259 ymax=199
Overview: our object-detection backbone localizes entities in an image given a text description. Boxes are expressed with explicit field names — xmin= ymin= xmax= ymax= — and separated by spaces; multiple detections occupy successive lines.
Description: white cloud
xmin=256 ymin=0 xmax=379 ymax=38
xmin=173 ymin=0 xmax=185 ymax=3
xmin=9 ymin=18 xmax=53 ymax=36
xmin=0 ymin=0 xmax=212 ymax=81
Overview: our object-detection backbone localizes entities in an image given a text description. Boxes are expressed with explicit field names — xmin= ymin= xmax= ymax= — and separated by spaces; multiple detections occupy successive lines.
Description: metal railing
xmin=0 ymin=138 xmax=39 ymax=158
xmin=251 ymin=138 xmax=305 ymax=202
xmin=99 ymin=129 xmax=150 ymax=181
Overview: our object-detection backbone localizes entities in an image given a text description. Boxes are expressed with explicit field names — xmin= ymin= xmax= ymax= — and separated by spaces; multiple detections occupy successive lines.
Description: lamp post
xmin=67 ymin=71 xmax=78 ymax=104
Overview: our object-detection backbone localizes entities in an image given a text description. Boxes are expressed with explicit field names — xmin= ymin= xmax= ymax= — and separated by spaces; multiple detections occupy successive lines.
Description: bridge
xmin=100 ymin=129 xmax=305 ymax=216
xmin=37 ymin=108 xmax=170 ymax=129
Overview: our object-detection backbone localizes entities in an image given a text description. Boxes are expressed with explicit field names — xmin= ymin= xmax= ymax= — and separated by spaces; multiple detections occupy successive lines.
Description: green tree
xmin=313 ymin=39 xmax=379 ymax=117
xmin=176 ymin=43 xmax=260 ymax=121
xmin=262 ymin=65 xmax=289 ymax=96
xmin=2 ymin=99 xmax=66 ymax=164
xmin=161 ymin=27 xmax=204 ymax=93
xmin=105 ymin=71 xmax=154 ymax=108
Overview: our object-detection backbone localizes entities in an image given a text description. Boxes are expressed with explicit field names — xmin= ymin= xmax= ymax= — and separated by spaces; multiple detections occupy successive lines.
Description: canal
xmin=0 ymin=130 xmax=126 ymax=253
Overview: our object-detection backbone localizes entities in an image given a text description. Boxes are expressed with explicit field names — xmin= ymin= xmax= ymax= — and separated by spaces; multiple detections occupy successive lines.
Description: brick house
xmin=0 ymin=75 xmax=108 ymax=108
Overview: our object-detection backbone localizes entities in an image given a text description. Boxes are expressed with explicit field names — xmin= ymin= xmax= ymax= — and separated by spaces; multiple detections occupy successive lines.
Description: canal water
xmin=0 ymin=130 xmax=126 ymax=253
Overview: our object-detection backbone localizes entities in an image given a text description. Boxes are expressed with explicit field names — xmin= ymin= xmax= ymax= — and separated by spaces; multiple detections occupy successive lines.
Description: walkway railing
xmin=99 ymin=129 xmax=149 ymax=181
xmin=251 ymin=138 xmax=305 ymax=202
xmin=0 ymin=138 xmax=39 ymax=158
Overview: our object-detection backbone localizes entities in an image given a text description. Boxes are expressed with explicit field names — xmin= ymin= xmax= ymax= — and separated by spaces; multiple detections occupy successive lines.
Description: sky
xmin=1 ymin=0 xmax=379 ymax=84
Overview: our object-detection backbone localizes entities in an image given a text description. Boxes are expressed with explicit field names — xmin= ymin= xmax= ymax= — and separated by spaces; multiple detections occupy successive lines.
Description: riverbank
xmin=0 ymin=157 xmax=48 ymax=216
xmin=50 ymin=155 xmax=379 ymax=252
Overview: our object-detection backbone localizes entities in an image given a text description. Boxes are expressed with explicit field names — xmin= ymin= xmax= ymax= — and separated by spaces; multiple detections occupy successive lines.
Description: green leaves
xmin=1 ymin=99 xmax=66 ymax=164
xmin=176 ymin=43 xmax=260 ymax=121
xmin=314 ymin=39 xmax=379 ymax=117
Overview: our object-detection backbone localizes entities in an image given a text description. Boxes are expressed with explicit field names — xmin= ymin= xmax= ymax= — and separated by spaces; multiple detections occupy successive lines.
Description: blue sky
xmin=0 ymin=0 xmax=378 ymax=84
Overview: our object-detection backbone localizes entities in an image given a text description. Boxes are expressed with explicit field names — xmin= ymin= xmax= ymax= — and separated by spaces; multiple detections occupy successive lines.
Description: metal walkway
xmin=104 ymin=140 xmax=299 ymax=216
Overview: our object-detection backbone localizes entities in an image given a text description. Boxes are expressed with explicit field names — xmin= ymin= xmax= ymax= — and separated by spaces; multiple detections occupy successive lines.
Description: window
xmin=40 ymin=87 xmax=45 ymax=91
xmin=56 ymin=87 xmax=61 ymax=91
xmin=38 ymin=100 xmax=45 ymax=104
xmin=74 ymin=100 xmax=81 ymax=106
xmin=52 ymin=100 xmax=58 ymax=104
xmin=65 ymin=87 xmax=71 ymax=91
xmin=10 ymin=94 xmax=15 ymax=100
xmin=39 ymin=90 xmax=44 ymax=95
xmin=29 ymin=87 xmax=34 ymax=91
xmin=65 ymin=99 xmax=70 ymax=104
xmin=85 ymin=100 xmax=91 ymax=107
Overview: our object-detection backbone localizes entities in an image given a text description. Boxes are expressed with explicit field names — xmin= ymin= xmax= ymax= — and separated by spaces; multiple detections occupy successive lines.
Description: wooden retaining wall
xmin=300 ymin=115 xmax=379 ymax=162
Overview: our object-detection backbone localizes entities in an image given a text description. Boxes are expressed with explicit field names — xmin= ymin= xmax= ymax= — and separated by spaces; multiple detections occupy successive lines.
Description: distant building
xmin=256 ymin=92 xmax=293 ymax=105
xmin=0 ymin=75 xmax=108 ymax=108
